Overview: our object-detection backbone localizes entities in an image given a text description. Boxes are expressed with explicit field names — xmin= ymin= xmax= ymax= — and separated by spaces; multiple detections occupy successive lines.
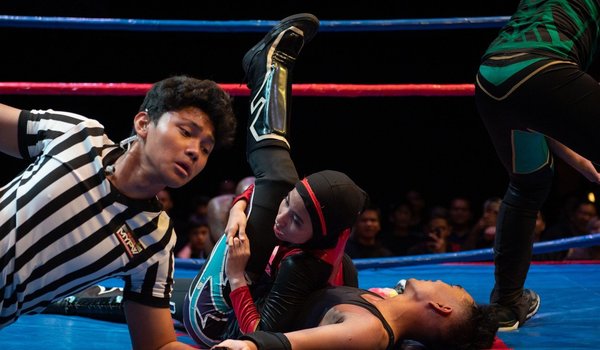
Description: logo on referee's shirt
xmin=115 ymin=224 xmax=144 ymax=258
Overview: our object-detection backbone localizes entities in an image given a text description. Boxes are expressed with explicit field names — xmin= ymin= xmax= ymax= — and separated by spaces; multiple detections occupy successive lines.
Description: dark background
xmin=1 ymin=0 xmax=597 ymax=223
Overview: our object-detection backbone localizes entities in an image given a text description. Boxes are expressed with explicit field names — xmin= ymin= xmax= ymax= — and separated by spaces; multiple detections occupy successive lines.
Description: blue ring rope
xmin=174 ymin=233 xmax=600 ymax=271
xmin=0 ymin=15 xmax=510 ymax=32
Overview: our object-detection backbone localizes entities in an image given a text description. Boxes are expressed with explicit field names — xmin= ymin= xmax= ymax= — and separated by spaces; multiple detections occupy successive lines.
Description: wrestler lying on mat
xmin=44 ymin=276 xmax=498 ymax=350
xmin=215 ymin=278 xmax=498 ymax=350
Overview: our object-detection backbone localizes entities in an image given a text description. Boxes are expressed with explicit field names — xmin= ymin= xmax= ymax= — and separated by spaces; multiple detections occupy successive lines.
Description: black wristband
xmin=239 ymin=331 xmax=292 ymax=350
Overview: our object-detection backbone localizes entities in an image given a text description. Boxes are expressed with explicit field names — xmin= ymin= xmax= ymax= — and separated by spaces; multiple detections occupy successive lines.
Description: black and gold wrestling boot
xmin=242 ymin=13 xmax=319 ymax=154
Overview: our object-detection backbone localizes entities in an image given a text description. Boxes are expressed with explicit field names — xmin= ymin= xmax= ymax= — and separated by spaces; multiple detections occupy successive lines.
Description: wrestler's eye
xmin=292 ymin=215 xmax=302 ymax=226
xmin=179 ymin=126 xmax=191 ymax=137
xmin=284 ymin=195 xmax=290 ymax=206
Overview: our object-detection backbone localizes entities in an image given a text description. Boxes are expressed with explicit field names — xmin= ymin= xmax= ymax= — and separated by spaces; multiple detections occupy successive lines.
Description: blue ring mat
xmin=1 ymin=261 xmax=599 ymax=349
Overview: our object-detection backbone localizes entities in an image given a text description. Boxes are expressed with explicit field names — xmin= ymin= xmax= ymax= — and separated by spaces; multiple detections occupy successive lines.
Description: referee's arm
xmin=0 ymin=103 xmax=22 ymax=158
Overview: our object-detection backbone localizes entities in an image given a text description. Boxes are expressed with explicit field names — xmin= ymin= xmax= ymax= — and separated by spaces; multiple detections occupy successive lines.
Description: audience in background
xmin=235 ymin=176 xmax=256 ymax=196
xmin=405 ymin=188 xmax=427 ymax=232
xmin=168 ymin=179 xmax=598 ymax=261
xmin=535 ymin=197 xmax=597 ymax=261
xmin=345 ymin=204 xmax=392 ymax=259
xmin=588 ymin=217 xmax=600 ymax=234
xmin=217 ymin=178 xmax=236 ymax=195
xmin=447 ymin=196 xmax=475 ymax=251
xmin=469 ymin=197 xmax=502 ymax=249
xmin=206 ymin=176 xmax=256 ymax=245
xmin=188 ymin=195 xmax=211 ymax=223
xmin=157 ymin=189 xmax=175 ymax=215
xmin=206 ymin=194 xmax=235 ymax=245
xmin=533 ymin=211 xmax=547 ymax=243
xmin=428 ymin=204 xmax=449 ymax=221
xmin=176 ymin=218 xmax=212 ymax=259
xmin=408 ymin=215 xmax=452 ymax=254
xmin=173 ymin=194 xmax=211 ymax=254
xmin=564 ymin=208 xmax=600 ymax=260
xmin=380 ymin=201 xmax=425 ymax=256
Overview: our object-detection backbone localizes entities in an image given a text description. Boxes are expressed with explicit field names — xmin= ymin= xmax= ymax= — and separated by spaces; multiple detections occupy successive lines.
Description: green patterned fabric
xmin=484 ymin=0 xmax=600 ymax=69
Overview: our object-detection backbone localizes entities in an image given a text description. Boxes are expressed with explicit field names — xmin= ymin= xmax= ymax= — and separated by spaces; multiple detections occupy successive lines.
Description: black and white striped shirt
xmin=0 ymin=109 xmax=176 ymax=328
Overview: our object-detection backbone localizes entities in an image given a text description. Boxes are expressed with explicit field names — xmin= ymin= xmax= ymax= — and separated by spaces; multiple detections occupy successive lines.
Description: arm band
xmin=229 ymin=285 xmax=261 ymax=333
xmin=232 ymin=183 xmax=254 ymax=206
xmin=239 ymin=331 xmax=292 ymax=350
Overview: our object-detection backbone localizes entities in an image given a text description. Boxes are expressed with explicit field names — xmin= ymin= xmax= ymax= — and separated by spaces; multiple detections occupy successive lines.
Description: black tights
xmin=476 ymin=54 xmax=600 ymax=321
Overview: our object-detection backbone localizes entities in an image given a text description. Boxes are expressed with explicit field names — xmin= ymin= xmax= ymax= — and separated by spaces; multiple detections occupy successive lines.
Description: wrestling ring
xmin=1 ymin=14 xmax=600 ymax=350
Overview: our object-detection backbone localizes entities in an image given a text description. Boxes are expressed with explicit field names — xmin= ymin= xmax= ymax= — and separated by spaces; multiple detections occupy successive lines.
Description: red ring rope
xmin=0 ymin=82 xmax=475 ymax=97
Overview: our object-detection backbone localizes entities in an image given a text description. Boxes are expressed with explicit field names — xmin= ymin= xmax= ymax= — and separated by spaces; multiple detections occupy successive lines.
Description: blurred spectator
xmin=217 ymin=178 xmax=236 ymax=195
xmin=588 ymin=216 xmax=600 ymax=233
xmin=235 ymin=176 xmax=256 ymax=196
xmin=188 ymin=195 xmax=211 ymax=223
xmin=207 ymin=176 xmax=256 ymax=245
xmin=380 ymin=201 xmax=424 ymax=256
xmin=345 ymin=205 xmax=392 ymax=259
xmin=408 ymin=215 xmax=452 ymax=254
xmin=176 ymin=218 xmax=212 ymax=259
xmin=405 ymin=189 xmax=427 ymax=232
xmin=469 ymin=197 xmax=502 ymax=249
xmin=428 ymin=204 xmax=449 ymax=220
xmin=564 ymin=213 xmax=600 ymax=260
xmin=156 ymin=189 xmax=174 ymax=214
xmin=533 ymin=211 xmax=547 ymax=243
xmin=207 ymin=194 xmax=235 ymax=244
xmin=447 ymin=196 xmax=475 ymax=251
xmin=536 ymin=198 xmax=598 ymax=260
xmin=175 ymin=194 xmax=211 ymax=254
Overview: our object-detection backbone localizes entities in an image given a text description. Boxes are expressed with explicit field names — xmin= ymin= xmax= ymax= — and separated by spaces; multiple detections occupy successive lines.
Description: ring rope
xmin=6 ymin=12 xmax=593 ymax=272
xmin=0 ymin=82 xmax=475 ymax=97
xmin=0 ymin=15 xmax=511 ymax=32
xmin=174 ymin=233 xmax=600 ymax=270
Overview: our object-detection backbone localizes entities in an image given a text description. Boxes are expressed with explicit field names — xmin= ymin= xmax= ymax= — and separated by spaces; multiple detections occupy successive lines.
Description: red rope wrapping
xmin=0 ymin=82 xmax=475 ymax=97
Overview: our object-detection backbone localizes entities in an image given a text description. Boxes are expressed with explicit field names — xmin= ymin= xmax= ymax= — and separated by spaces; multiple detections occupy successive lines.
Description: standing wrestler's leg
xmin=183 ymin=14 xmax=319 ymax=347
xmin=476 ymin=61 xmax=557 ymax=330
xmin=475 ymin=107 xmax=551 ymax=329
xmin=242 ymin=14 xmax=319 ymax=278
xmin=492 ymin=170 xmax=550 ymax=325
xmin=478 ymin=60 xmax=600 ymax=327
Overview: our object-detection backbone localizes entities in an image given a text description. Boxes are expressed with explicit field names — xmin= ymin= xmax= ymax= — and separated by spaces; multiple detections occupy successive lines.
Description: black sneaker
xmin=42 ymin=285 xmax=126 ymax=323
xmin=242 ymin=13 xmax=320 ymax=90
xmin=496 ymin=288 xmax=541 ymax=331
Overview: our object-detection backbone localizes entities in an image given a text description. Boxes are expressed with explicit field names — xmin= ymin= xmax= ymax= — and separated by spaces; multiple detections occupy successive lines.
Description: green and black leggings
xmin=475 ymin=51 xmax=600 ymax=322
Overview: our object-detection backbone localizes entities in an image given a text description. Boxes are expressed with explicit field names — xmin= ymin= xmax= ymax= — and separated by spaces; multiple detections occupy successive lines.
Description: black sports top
xmin=293 ymin=286 xmax=396 ymax=350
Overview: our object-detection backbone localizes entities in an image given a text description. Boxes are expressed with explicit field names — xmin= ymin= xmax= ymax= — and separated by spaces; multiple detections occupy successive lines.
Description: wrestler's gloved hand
xmin=239 ymin=331 xmax=291 ymax=350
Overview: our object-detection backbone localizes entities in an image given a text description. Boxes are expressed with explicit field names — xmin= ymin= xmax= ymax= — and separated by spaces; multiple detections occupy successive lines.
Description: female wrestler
xmin=182 ymin=13 xmax=369 ymax=348
xmin=475 ymin=0 xmax=600 ymax=330
xmin=214 ymin=279 xmax=498 ymax=350
xmin=43 ymin=277 xmax=500 ymax=349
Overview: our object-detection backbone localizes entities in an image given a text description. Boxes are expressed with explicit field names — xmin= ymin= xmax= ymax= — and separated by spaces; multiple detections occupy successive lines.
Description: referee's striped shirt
xmin=0 ymin=109 xmax=176 ymax=328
